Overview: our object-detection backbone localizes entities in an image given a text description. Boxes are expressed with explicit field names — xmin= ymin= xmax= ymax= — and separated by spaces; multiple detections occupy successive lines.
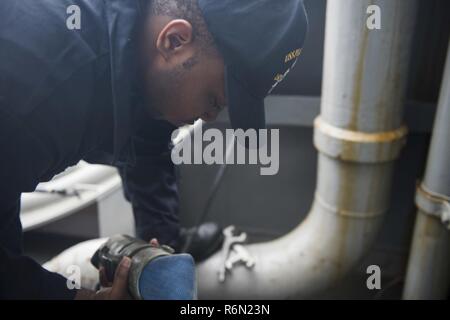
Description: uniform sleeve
xmin=0 ymin=204 xmax=77 ymax=300
xmin=0 ymin=108 xmax=77 ymax=300
xmin=118 ymin=119 xmax=181 ymax=249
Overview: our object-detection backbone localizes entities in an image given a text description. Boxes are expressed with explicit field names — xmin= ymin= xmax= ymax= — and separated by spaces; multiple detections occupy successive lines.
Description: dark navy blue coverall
xmin=0 ymin=0 xmax=181 ymax=298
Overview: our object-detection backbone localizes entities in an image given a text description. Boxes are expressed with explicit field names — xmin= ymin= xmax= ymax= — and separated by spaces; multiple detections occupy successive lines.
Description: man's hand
xmin=74 ymin=238 xmax=160 ymax=300
xmin=75 ymin=256 xmax=131 ymax=300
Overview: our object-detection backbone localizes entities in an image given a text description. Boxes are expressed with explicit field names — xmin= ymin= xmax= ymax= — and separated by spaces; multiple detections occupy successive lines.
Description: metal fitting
xmin=315 ymin=193 xmax=386 ymax=219
xmin=415 ymin=183 xmax=450 ymax=229
xmin=313 ymin=116 xmax=408 ymax=163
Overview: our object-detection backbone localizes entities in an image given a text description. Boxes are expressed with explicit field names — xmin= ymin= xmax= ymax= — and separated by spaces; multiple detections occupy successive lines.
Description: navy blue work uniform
xmin=0 ymin=0 xmax=181 ymax=299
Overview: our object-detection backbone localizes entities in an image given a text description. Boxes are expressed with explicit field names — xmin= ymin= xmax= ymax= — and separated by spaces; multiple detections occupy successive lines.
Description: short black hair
xmin=149 ymin=0 xmax=216 ymax=52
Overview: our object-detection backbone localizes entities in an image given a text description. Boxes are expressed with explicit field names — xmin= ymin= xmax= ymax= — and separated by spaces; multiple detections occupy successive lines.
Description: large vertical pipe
xmin=193 ymin=0 xmax=417 ymax=299
xmin=403 ymin=41 xmax=450 ymax=300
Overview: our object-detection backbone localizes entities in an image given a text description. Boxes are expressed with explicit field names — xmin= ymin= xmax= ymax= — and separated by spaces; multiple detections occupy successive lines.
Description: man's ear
xmin=156 ymin=19 xmax=194 ymax=61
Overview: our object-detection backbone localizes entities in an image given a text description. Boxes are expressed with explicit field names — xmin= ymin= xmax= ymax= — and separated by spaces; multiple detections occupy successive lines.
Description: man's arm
xmin=118 ymin=119 xmax=181 ymax=249
xmin=0 ymin=239 xmax=77 ymax=299
xmin=0 ymin=185 xmax=78 ymax=299
xmin=0 ymin=107 xmax=79 ymax=299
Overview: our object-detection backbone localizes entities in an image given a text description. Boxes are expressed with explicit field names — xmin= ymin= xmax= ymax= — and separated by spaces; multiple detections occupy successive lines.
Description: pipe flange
xmin=313 ymin=116 xmax=408 ymax=163
xmin=415 ymin=183 xmax=450 ymax=229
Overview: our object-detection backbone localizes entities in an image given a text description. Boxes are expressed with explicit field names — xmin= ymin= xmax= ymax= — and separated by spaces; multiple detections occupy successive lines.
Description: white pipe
xmin=403 ymin=41 xmax=450 ymax=300
xmin=44 ymin=238 xmax=108 ymax=290
xmin=20 ymin=162 xmax=121 ymax=231
xmin=196 ymin=0 xmax=417 ymax=299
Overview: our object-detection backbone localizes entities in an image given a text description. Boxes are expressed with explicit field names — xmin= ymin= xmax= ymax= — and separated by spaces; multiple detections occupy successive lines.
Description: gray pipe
xmin=403 ymin=40 xmax=450 ymax=300
xmin=196 ymin=0 xmax=417 ymax=299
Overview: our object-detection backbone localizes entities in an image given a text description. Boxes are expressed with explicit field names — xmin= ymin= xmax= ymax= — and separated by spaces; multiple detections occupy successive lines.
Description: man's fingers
xmin=99 ymin=267 xmax=112 ymax=287
xmin=109 ymin=257 xmax=131 ymax=299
